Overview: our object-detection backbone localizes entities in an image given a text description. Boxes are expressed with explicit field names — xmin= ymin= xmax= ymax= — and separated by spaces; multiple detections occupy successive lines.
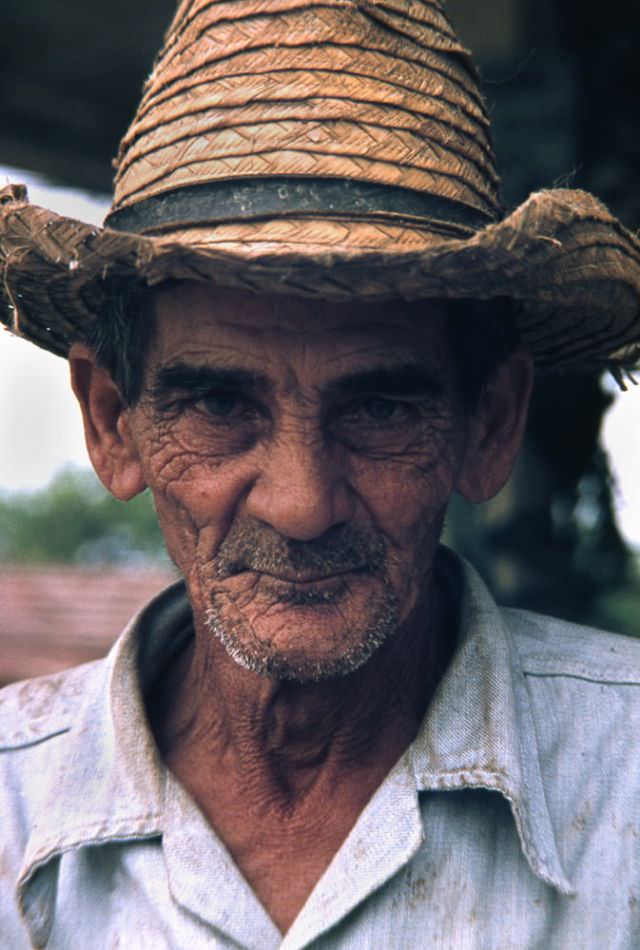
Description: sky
xmin=1 ymin=164 xmax=640 ymax=548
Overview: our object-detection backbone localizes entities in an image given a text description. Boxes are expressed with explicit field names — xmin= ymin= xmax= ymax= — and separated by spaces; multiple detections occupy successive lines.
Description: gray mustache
xmin=215 ymin=522 xmax=386 ymax=578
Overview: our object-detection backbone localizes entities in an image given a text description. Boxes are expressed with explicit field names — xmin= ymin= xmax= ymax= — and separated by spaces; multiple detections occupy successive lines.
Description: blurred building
xmin=0 ymin=566 xmax=175 ymax=685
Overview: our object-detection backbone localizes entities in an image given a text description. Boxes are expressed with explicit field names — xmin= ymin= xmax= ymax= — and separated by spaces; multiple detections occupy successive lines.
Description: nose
xmin=244 ymin=434 xmax=355 ymax=542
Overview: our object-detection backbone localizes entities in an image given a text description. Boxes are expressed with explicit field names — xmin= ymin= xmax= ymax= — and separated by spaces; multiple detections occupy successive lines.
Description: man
xmin=1 ymin=1 xmax=640 ymax=947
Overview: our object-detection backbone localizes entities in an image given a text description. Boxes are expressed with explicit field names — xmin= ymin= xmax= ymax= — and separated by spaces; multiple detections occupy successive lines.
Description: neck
xmin=149 ymin=563 xmax=459 ymax=806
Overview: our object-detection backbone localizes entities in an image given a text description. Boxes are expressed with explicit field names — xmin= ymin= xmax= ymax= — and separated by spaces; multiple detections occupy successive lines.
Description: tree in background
xmin=0 ymin=467 xmax=166 ymax=565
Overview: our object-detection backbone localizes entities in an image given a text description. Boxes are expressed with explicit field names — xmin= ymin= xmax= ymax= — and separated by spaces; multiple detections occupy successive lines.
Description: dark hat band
xmin=104 ymin=177 xmax=497 ymax=236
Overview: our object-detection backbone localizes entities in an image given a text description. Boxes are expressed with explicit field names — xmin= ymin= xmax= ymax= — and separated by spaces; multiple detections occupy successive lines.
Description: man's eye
xmin=343 ymin=397 xmax=408 ymax=425
xmin=359 ymin=397 xmax=401 ymax=422
xmin=196 ymin=392 xmax=241 ymax=417
xmin=330 ymin=396 xmax=424 ymax=454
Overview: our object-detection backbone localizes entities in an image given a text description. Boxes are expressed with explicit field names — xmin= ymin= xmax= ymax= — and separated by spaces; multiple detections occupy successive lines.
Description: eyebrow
xmin=325 ymin=364 xmax=446 ymax=400
xmin=150 ymin=363 xmax=270 ymax=404
xmin=150 ymin=360 xmax=445 ymax=407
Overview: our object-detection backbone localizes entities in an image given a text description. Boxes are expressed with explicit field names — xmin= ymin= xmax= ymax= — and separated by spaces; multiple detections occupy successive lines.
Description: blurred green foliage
xmin=591 ymin=560 xmax=640 ymax=638
xmin=446 ymin=492 xmax=640 ymax=639
xmin=0 ymin=466 xmax=167 ymax=565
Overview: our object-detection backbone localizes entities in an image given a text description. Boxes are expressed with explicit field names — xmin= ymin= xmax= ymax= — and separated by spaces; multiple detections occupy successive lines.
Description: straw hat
xmin=1 ymin=0 xmax=639 ymax=372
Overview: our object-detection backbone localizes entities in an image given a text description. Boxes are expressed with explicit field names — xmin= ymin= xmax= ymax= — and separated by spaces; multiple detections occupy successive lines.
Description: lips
xmin=247 ymin=566 xmax=370 ymax=584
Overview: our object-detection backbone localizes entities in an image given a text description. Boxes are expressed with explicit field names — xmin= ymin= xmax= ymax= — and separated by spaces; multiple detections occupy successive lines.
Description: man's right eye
xmin=196 ymin=391 xmax=240 ymax=417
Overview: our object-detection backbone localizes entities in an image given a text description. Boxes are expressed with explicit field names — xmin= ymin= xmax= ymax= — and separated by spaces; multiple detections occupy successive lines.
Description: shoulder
xmin=0 ymin=659 xmax=107 ymax=753
xmin=0 ymin=659 xmax=110 ymax=842
xmin=502 ymin=608 xmax=640 ymax=820
xmin=500 ymin=609 xmax=640 ymax=889
xmin=0 ymin=660 xmax=109 ymax=917
xmin=502 ymin=606 xmax=640 ymax=685
xmin=0 ymin=661 xmax=108 ymax=941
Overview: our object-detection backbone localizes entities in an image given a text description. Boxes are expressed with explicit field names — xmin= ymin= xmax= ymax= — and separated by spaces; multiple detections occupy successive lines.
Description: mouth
xmin=246 ymin=570 xmax=360 ymax=607
xmin=247 ymin=566 xmax=371 ymax=585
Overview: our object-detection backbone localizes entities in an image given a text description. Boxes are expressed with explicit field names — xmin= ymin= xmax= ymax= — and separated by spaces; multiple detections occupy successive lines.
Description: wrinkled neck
xmin=148 ymin=562 xmax=460 ymax=804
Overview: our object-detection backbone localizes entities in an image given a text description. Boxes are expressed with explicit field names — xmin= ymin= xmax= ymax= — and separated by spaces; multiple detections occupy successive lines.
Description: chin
xmin=204 ymin=585 xmax=400 ymax=683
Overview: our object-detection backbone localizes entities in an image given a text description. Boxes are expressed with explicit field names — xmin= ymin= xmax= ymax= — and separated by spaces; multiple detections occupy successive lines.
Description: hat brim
xmin=1 ymin=182 xmax=639 ymax=371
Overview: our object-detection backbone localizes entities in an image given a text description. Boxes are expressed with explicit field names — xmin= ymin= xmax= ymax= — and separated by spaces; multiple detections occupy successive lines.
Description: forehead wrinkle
xmin=154 ymin=283 xmax=449 ymax=339
xmin=166 ymin=302 xmax=447 ymax=347
xmin=154 ymin=285 xmax=448 ymax=353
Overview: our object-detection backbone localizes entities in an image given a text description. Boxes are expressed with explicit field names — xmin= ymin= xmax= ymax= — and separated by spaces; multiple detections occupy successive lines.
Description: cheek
xmin=346 ymin=435 xmax=463 ymax=547
xmin=139 ymin=432 xmax=255 ymax=567
xmin=366 ymin=476 xmax=449 ymax=582
xmin=345 ymin=458 xmax=449 ymax=622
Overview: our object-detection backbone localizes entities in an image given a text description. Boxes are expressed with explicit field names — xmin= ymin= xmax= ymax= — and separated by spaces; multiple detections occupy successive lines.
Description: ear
xmin=68 ymin=343 xmax=147 ymax=500
xmin=456 ymin=349 xmax=533 ymax=503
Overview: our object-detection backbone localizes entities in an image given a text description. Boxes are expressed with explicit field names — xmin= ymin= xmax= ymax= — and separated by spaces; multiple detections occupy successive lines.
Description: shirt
xmin=1 ymin=551 xmax=640 ymax=949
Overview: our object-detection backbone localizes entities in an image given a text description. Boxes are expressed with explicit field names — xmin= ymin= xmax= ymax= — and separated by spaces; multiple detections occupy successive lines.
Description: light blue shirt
xmin=2 ymin=552 xmax=640 ymax=948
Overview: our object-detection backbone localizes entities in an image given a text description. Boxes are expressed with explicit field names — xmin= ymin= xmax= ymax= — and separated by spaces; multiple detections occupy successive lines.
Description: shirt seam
xmin=523 ymin=669 xmax=640 ymax=686
xmin=21 ymin=812 xmax=164 ymax=880
xmin=0 ymin=726 xmax=71 ymax=752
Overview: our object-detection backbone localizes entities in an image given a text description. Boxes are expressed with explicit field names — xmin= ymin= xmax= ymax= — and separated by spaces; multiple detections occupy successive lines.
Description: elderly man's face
xmin=72 ymin=283 xmax=529 ymax=681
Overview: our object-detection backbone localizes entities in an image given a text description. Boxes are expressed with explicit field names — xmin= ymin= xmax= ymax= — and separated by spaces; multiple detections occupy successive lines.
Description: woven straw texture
xmin=1 ymin=0 xmax=640 ymax=370
xmin=113 ymin=0 xmax=499 ymax=220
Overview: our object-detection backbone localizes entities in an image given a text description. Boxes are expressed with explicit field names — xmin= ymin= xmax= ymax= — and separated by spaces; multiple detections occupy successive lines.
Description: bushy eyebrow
xmin=150 ymin=363 xmax=270 ymax=407
xmin=149 ymin=360 xmax=445 ymax=410
xmin=325 ymin=364 xmax=446 ymax=401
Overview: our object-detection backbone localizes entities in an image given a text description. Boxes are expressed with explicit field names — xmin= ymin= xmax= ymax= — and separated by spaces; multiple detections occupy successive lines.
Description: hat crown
xmin=110 ymin=0 xmax=501 ymax=235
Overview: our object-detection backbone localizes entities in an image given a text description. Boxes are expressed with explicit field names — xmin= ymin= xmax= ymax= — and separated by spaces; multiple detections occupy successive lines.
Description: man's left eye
xmin=330 ymin=396 xmax=421 ymax=453
xmin=342 ymin=397 xmax=410 ymax=426
xmin=332 ymin=396 xmax=415 ymax=433
xmin=359 ymin=397 xmax=401 ymax=422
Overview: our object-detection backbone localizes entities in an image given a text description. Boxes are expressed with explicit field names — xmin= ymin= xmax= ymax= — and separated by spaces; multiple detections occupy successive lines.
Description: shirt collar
xmin=411 ymin=550 xmax=573 ymax=895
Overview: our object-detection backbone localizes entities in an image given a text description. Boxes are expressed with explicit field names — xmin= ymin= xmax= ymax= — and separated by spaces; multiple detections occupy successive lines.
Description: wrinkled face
xmin=125 ymin=285 xmax=478 ymax=681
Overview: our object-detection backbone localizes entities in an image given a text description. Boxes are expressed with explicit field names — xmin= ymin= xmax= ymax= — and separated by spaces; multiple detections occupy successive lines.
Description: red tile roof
xmin=0 ymin=565 xmax=177 ymax=686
